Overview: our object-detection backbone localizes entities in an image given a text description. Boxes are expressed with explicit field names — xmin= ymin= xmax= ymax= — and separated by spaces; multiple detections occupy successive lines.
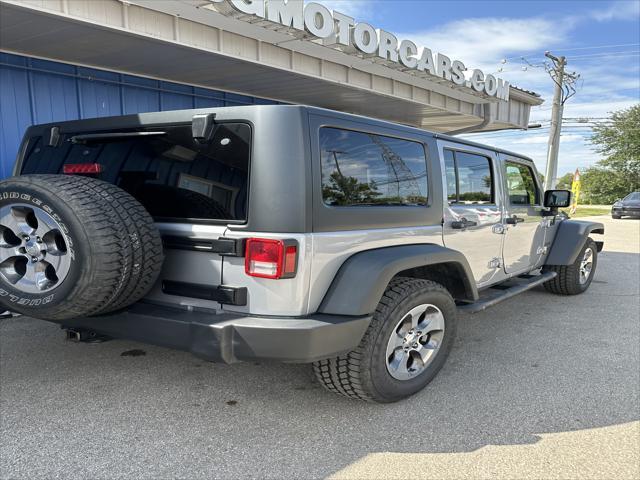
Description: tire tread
xmin=544 ymin=237 xmax=597 ymax=295
xmin=313 ymin=277 xmax=452 ymax=402
xmin=0 ymin=175 xmax=163 ymax=320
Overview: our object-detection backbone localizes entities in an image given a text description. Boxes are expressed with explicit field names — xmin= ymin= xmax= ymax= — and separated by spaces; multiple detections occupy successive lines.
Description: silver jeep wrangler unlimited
xmin=0 ymin=106 xmax=603 ymax=402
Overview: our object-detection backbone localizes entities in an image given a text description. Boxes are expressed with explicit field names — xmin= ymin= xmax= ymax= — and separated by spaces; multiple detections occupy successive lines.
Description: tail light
xmin=63 ymin=163 xmax=103 ymax=175
xmin=245 ymin=238 xmax=298 ymax=279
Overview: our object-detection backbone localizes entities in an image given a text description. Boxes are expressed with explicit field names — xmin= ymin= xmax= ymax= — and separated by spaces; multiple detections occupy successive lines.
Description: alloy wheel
xmin=579 ymin=247 xmax=594 ymax=285
xmin=0 ymin=204 xmax=71 ymax=293
xmin=385 ymin=303 xmax=446 ymax=381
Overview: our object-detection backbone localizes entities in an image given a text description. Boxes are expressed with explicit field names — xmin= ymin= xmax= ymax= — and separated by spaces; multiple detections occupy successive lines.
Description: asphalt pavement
xmin=1 ymin=216 xmax=639 ymax=479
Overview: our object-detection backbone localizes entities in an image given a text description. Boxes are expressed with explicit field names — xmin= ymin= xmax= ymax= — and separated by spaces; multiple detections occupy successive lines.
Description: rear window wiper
xmin=69 ymin=131 xmax=167 ymax=144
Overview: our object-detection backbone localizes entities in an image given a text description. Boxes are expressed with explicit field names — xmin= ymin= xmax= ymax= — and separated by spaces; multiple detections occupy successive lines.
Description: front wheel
xmin=544 ymin=237 xmax=598 ymax=295
xmin=313 ymin=278 xmax=457 ymax=403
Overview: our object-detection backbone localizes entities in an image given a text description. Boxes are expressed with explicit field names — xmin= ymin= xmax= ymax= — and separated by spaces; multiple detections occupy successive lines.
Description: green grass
xmin=560 ymin=206 xmax=610 ymax=218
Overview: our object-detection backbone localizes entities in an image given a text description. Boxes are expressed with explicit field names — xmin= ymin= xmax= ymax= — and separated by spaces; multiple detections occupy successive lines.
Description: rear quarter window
xmin=319 ymin=127 xmax=428 ymax=207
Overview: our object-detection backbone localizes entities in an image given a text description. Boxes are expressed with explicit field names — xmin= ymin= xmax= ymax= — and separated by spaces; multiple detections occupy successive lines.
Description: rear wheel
xmin=313 ymin=278 xmax=457 ymax=403
xmin=544 ymin=237 xmax=597 ymax=295
xmin=0 ymin=175 xmax=163 ymax=320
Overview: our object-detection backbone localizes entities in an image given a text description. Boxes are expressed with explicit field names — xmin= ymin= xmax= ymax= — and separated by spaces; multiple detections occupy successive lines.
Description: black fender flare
xmin=545 ymin=220 xmax=604 ymax=266
xmin=318 ymin=244 xmax=478 ymax=317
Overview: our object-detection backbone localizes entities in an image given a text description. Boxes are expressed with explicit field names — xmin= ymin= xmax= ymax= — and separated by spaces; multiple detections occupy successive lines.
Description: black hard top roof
xmin=28 ymin=104 xmax=534 ymax=163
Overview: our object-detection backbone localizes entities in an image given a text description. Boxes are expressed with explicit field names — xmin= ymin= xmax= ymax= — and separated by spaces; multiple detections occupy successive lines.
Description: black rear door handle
xmin=505 ymin=215 xmax=525 ymax=225
xmin=451 ymin=218 xmax=478 ymax=229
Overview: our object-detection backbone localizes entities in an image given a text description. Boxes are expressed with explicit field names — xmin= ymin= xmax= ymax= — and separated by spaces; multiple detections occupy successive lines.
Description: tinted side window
xmin=444 ymin=149 xmax=457 ymax=203
xmin=505 ymin=162 xmax=539 ymax=205
xmin=21 ymin=123 xmax=251 ymax=221
xmin=445 ymin=149 xmax=493 ymax=204
xmin=320 ymin=127 xmax=428 ymax=206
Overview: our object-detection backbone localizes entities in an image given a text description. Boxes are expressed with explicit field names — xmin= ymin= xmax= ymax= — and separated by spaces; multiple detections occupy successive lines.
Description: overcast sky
xmin=321 ymin=0 xmax=640 ymax=176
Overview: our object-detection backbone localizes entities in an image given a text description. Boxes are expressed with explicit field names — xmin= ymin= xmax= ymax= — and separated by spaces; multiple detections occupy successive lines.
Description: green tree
xmin=591 ymin=104 xmax=640 ymax=178
xmin=556 ymin=172 xmax=574 ymax=190
xmin=580 ymin=168 xmax=634 ymax=204
xmin=322 ymin=172 xmax=381 ymax=205
xmin=582 ymin=104 xmax=640 ymax=203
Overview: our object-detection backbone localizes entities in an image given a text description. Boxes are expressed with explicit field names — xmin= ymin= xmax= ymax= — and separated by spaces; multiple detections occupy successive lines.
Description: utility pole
xmin=543 ymin=52 xmax=579 ymax=191
xmin=326 ymin=149 xmax=345 ymax=179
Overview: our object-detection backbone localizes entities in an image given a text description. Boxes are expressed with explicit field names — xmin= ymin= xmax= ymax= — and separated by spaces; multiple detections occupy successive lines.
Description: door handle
xmin=505 ymin=215 xmax=525 ymax=225
xmin=451 ymin=218 xmax=478 ymax=229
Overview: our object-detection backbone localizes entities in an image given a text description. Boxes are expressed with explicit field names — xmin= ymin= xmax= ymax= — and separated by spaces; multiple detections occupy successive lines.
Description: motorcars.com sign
xmin=209 ymin=0 xmax=510 ymax=101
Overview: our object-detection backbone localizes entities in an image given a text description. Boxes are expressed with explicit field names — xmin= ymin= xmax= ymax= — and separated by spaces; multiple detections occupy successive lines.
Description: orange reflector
xmin=284 ymin=245 xmax=297 ymax=275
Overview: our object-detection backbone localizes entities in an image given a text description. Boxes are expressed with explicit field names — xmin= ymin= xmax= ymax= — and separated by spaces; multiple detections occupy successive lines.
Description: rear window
xmin=319 ymin=127 xmax=428 ymax=207
xmin=21 ymin=123 xmax=251 ymax=222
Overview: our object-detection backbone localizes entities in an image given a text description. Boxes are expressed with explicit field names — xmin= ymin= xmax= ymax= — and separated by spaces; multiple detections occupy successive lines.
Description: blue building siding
xmin=0 ymin=52 xmax=277 ymax=179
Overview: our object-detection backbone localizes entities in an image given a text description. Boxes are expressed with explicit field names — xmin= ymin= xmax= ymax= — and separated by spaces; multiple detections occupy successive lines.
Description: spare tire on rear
xmin=0 ymin=174 xmax=163 ymax=321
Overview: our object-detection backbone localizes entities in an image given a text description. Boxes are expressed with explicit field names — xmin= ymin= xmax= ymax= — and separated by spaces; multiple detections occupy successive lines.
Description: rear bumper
xmin=58 ymin=303 xmax=371 ymax=364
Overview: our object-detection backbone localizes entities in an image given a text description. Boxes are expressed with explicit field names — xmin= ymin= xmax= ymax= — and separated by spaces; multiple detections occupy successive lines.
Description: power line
xmin=501 ymin=43 xmax=640 ymax=62
xmin=460 ymin=129 xmax=591 ymax=141
xmin=547 ymin=43 xmax=640 ymax=52
xmin=567 ymin=51 xmax=640 ymax=59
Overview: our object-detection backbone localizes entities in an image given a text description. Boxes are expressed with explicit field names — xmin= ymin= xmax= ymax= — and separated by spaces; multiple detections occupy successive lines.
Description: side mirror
xmin=544 ymin=190 xmax=572 ymax=209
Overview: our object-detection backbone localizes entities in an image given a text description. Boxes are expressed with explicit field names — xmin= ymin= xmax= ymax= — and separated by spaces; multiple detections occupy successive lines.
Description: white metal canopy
xmin=0 ymin=0 xmax=542 ymax=132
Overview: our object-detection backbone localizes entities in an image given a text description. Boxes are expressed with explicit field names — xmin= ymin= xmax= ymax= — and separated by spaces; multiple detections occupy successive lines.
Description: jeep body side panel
xmin=308 ymin=225 xmax=445 ymax=314
xmin=305 ymin=111 xmax=451 ymax=316
xmin=318 ymin=244 xmax=478 ymax=316
xmin=545 ymin=220 xmax=605 ymax=265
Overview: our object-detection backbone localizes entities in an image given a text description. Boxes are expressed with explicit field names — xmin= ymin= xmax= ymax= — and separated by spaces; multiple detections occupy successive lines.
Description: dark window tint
xmin=21 ymin=123 xmax=251 ymax=221
xmin=320 ymin=128 xmax=428 ymax=206
xmin=505 ymin=161 xmax=539 ymax=205
xmin=445 ymin=150 xmax=493 ymax=204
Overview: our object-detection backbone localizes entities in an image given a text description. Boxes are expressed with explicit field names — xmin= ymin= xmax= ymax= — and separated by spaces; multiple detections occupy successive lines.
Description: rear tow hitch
xmin=64 ymin=328 xmax=111 ymax=344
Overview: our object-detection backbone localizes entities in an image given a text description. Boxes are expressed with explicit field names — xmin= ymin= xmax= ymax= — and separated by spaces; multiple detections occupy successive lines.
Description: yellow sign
xmin=570 ymin=169 xmax=581 ymax=215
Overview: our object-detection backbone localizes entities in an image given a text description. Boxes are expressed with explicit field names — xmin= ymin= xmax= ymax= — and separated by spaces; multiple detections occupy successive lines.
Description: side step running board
xmin=458 ymin=271 xmax=557 ymax=314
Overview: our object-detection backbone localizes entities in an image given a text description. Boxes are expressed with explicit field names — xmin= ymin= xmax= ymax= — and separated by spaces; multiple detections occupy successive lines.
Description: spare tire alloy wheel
xmin=0 ymin=204 xmax=70 ymax=294
xmin=0 ymin=175 xmax=163 ymax=321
